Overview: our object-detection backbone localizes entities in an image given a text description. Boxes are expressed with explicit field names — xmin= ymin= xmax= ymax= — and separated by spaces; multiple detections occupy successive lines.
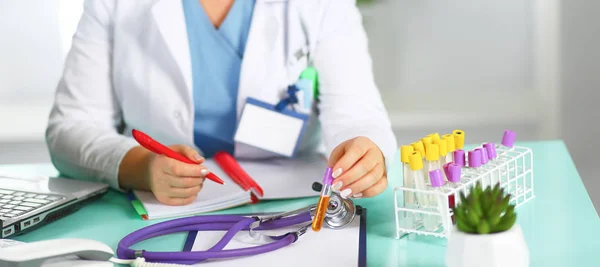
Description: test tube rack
xmin=393 ymin=144 xmax=534 ymax=239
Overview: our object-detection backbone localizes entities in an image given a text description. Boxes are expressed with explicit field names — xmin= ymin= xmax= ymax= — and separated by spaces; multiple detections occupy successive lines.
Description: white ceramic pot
xmin=445 ymin=224 xmax=529 ymax=267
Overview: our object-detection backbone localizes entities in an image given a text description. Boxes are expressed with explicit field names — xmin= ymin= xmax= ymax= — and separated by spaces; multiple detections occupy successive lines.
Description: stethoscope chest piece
xmin=324 ymin=194 xmax=356 ymax=229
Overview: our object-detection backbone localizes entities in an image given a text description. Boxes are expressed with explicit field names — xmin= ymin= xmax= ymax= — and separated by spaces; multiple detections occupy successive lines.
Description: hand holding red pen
xmin=130 ymin=129 xmax=225 ymax=206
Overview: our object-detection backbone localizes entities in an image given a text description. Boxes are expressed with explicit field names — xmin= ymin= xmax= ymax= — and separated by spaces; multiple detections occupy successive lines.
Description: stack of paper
xmin=134 ymin=154 xmax=328 ymax=219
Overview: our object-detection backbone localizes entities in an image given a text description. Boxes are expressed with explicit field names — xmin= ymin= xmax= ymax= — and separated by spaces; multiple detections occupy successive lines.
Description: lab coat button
xmin=174 ymin=111 xmax=182 ymax=119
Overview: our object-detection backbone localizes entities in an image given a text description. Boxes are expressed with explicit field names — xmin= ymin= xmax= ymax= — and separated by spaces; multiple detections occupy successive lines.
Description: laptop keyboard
xmin=0 ymin=189 xmax=65 ymax=219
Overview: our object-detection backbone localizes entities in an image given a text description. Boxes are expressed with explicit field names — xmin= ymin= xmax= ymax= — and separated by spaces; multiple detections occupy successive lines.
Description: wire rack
xmin=394 ymin=145 xmax=534 ymax=238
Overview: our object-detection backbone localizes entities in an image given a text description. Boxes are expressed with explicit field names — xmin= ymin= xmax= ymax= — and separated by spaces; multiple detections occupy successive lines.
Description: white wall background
xmin=360 ymin=0 xmax=559 ymax=147
xmin=560 ymin=1 xmax=600 ymax=212
xmin=0 ymin=0 xmax=83 ymax=142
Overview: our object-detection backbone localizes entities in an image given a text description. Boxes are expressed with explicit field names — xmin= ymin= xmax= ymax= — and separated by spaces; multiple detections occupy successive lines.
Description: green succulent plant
xmin=452 ymin=182 xmax=516 ymax=234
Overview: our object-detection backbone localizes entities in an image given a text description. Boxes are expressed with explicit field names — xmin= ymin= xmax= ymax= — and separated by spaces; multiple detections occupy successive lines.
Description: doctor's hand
xmin=328 ymin=137 xmax=387 ymax=199
xmin=145 ymin=145 xmax=209 ymax=206
xmin=119 ymin=145 xmax=208 ymax=206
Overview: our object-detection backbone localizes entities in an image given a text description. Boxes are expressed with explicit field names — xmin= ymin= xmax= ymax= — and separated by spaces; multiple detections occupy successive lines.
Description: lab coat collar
xmin=151 ymin=0 xmax=283 ymax=118
xmin=151 ymin=0 xmax=193 ymax=94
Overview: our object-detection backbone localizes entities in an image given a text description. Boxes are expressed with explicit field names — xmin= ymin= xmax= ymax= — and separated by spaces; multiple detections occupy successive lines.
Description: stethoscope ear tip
xmin=311 ymin=182 xmax=322 ymax=192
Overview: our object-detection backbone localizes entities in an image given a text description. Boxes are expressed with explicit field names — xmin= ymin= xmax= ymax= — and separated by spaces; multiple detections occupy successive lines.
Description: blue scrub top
xmin=181 ymin=0 xmax=255 ymax=157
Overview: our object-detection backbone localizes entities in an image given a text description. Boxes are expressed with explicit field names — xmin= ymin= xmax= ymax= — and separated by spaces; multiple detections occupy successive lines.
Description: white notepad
xmin=133 ymin=154 xmax=328 ymax=220
xmin=182 ymin=209 xmax=367 ymax=267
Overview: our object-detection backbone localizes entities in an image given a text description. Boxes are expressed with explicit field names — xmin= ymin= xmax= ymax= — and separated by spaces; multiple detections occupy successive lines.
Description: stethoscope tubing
xmin=117 ymin=212 xmax=312 ymax=264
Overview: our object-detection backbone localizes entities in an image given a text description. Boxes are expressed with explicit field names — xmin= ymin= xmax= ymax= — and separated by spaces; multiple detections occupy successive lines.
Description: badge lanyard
xmin=232 ymin=6 xmax=318 ymax=158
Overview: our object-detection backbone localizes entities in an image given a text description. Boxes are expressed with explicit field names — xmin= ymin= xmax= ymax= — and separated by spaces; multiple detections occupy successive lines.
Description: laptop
xmin=0 ymin=175 xmax=108 ymax=238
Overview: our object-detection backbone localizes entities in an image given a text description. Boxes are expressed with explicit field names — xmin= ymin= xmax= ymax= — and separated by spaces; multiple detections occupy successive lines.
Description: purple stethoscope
xmin=116 ymin=185 xmax=356 ymax=265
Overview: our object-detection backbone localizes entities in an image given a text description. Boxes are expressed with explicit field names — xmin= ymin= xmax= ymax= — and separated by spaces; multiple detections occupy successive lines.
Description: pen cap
xmin=425 ymin=143 xmax=440 ymax=161
xmin=409 ymin=151 xmax=424 ymax=170
xmin=484 ymin=143 xmax=497 ymax=159
xmin=443 ymin=134 xmax=456 ymax=152
xmin=323 ymin=167 xmax=333 ymax=185
xmin=429 ymin=133 xmax=441 ymax=143
xmin=481 ymin=146 xmax=489 ymax=164
xmin=429 ymin=169 xmax=445 ymax=187
xmin=502 ymin=130 xmax=516 ymax=147
xmin=453 ymin=130 xmax=465 ymax=149
xmin=412 ymin=141 xmax=425 ymax=158
xmin=438 ymin=139 xmax=448 ymax=157
xmin=401 ymin=145 xmax=414 ymax=163
xmin=447 ymin=163 xmax=462 ymax=183
xmin=454 ymin=150 xmax=466 ymax=167
xmin=421 ymin=136 xmax=432 ymax=148
xmin=468 ymin=149 xmax=483 ymax=168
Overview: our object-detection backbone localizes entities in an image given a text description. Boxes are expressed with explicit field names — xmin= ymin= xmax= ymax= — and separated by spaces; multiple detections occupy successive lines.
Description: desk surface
xmin=3 ymin=141 xmax=600 ymax=266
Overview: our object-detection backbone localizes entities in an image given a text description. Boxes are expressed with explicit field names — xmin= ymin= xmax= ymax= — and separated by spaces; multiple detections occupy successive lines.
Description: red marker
xmin=132 ymin=129 xmax=225 ymax=185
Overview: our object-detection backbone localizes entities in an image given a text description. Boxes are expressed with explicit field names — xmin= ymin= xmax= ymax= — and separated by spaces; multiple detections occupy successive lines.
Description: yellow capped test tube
xmin=429 ymin=133 xmax=441 ymax=143
xmin=453 ymin=130 xmax=465 ymax=149
xmin=443 ymin=134 xmax=455 ymax=163
xmin=437 ymin=139 xmax=449 ymax=180
xmin=409 ymin=151 xmax=428 ymax=207
xmin=438 ymin=139 xmax=448 ymax=164
xmin=401 ymin=145 xmax=415 ymax=206
xmin=421 ymin=136 xmax=432 ymax=150
xmin=424 ymin=143 xmax=440 ymax=184
xmin=412 ymin=141 xmax=425 ymax=158
xmin=443 ymin=134 xmax=456 ymax=152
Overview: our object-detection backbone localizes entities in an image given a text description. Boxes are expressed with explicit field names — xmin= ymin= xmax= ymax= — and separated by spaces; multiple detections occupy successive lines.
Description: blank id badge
xmin=234 ymin=98 xmax=309 ymax=157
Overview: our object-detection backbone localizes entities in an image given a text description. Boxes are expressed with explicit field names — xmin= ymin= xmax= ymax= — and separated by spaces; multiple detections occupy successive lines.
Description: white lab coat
xmin=46 ymin=0 xmax=397 ymax=190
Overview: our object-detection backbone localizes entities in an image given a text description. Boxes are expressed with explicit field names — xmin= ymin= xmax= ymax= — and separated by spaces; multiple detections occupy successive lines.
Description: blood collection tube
xmin=484 ymin=143 xmax=500 ymax=185
xmin=429 ymin=133 xmax=441 ymax=143
xmin=454 ymin=149 xmax=465 ymax=167
xmin=401 ymin=145 xmax=415 ymax=206
xmin=484 ymin=143 xmax=497 ymax=160
xmin=421 ymin=136 xmax=432 ymax=151
xmin=312 ymin=167 xmax=333 ymax=232
xmin=412 ymin=141 xmax=425 ymax=160
xmin=424 ymin=143 xmax=440 ymax=182
xmin=497 ymin=130 xmax=516 ymax=157
xmin=468 ymin=149 xmax=484 ymax=187
xmin=424 ymin=169 xmax=445 ymax=231
xmin=444 ymin=163 xmax=462 ymax=223
xmin=409 ymin=151 xmax=428 ymax=208
xmin=480 ymin=146 xmax=491 ymax=186
xmin=437 ymin=138 xmax=449 ymax=168
xmin=453 ymin=130 xmax=465 ymax=150
xmin=443 ymin=134 xmax=456 ymax=163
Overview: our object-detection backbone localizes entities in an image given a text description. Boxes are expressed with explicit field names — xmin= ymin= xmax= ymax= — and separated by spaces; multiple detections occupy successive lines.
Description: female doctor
xmin=46 ymin=0 xmax=397 ymax=206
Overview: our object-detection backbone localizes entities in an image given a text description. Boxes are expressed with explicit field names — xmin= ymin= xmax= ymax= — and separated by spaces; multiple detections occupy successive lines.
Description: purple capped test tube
xmin=423 ymin=169 xmax=445 ymax=231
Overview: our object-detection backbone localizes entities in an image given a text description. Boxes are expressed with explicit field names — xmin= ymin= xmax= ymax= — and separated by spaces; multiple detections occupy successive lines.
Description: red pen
xmin=131 ymin=129 xmax=225 ymax=185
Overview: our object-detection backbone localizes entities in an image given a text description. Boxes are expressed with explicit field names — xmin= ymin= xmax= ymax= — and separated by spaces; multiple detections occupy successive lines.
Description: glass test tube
xmin=484 ymin=142 xmax=500 ymax=185
xmin=401 ymin=145 xmax=415 ymax=207
xmin=409 ymin=151 xmax=428 ymax=209
xmin=421 ymin=136 xmax=433 ymax=150
xmin=453 ymin=129 xmax=465 ymax=151
xmin=443 ymin=134 xmax=456 ymax=164
xmin=424 ymin=169 xmax=445 ymax=231
xmin=496 ymin=130 xmax=516 ymax=157
xmin=312 ymin=167 xmax=333 ymax=232
xmin=479 ymin=147 xmax=491 ymax=187
xmin=468 ymin=149 xmax=484 ymax=187
xmin=495 ymin=130 xmax=517 ymax=188
xmin=444 ymin=163 xmax=462 ymax=224
xmin=429 ymin=133 xmax=441 ymax=143
xmin=412 ymin=141 xmax=425 ymax=161
xmin=437 ymin=139 xmax=449 ymax=172
xmin=424 ymin=143 xmax=440 ymax=183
